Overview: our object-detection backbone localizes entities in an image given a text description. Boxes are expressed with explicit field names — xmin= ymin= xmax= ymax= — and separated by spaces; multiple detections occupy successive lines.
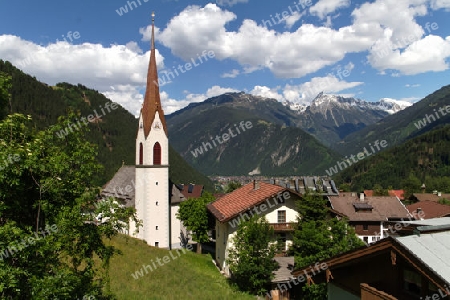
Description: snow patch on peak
xmin=374 ymin=98 xmax=412 ymax=114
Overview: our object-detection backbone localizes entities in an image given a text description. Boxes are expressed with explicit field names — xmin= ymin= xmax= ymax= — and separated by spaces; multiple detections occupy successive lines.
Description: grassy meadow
xmin=105 ymin=235 xmax=255 ymax=300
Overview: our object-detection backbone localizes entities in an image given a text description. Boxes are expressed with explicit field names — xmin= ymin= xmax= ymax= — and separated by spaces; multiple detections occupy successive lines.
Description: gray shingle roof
xmin=395 ymin=231 xmax=450 ymax=284
xmin=101 ymin=165 xmax=186 ymax=207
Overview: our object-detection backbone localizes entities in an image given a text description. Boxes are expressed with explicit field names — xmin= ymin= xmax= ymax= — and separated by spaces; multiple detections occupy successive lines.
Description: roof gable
xmin=207 ymin=182 xmax=295 ymax=222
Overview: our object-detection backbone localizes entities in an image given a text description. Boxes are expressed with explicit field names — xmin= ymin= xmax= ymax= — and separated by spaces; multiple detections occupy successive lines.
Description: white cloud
xmin=250 ymin=86 xmax=283 ymax=101
xmin=215 ymin=0 xmax=248 ymax=7
xmin=430 ymin=0 xmax=450 ymax=10
xmin=155 ymin=4 xmax=374 ymax=79
xmin=102 ymin=84 xmax=144 ymax=117
xmin=282 ymin=75 xmax=364 ymax=104
xmin=351 ymin=0 xmax=450 ymax=74
xmin=221 ymin=69 xmax=240 ymax=78
xmin=369 ymin=35 xmax=450 ymax=75
xmin=248 ymin=75 xmax=363 ymax=106
xmin=310 ymin=0 xmax=351 ymax=19
xmin=0 ymin=34 xmax=168 ymax=117
xmin=283 ymin=11 xmax=304 ymax=29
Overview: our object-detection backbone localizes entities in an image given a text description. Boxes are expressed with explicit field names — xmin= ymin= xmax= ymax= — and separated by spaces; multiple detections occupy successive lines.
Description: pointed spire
xmin=141 ymin=12 xmax=168 ymax=137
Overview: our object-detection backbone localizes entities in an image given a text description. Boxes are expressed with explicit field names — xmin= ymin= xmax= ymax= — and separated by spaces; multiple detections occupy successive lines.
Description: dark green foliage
xmin=227 ymin=216 xmax=278 ymax=295
xmin=402 ymin=172 xmax=422 ymax=199
xmin=224 ymin=181 xmax=242 ymax=193
xmin=373 ymin=184 xmax=389 ymax=196
xmin=0 ymin=72 xmax=11 ymax=119
xmin=0 ymin=60 xmax=214 ymax=191
xmin=334 ymin=125 xmax=450 ymax=191
xmin=168 ymin=146 xmax=214 ymax=192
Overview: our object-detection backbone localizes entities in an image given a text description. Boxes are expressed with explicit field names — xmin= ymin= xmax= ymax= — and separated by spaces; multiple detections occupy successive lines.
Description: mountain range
xmin=2 ymin=59 xmax=449 ymax=184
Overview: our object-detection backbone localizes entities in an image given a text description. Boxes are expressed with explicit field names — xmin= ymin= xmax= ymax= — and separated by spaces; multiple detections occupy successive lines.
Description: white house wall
xmin=216 ymin=194 xmax=299 ymax=276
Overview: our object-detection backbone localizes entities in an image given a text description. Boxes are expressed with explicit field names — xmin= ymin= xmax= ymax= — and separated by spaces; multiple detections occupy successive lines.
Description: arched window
xmin=139 ymin=143 xmax=143 ymax=165
xmin=153 ymin=142 xmax=161 ymax=165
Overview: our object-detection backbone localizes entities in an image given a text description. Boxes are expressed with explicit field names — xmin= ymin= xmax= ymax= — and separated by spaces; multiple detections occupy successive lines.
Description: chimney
xmin=360 ymin=193 xmax=364 ymax=201
xmin=438 ymin=192 xmax=442 ymax=197
xmin=351 ymin=192 xmax=356 ymax=197
xmin=253 ymin=180 xmax=260 ymax=190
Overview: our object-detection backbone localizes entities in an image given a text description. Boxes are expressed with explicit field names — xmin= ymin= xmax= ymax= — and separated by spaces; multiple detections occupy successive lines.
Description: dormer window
xmin=353 ymin=202 xmax=373 ymax=212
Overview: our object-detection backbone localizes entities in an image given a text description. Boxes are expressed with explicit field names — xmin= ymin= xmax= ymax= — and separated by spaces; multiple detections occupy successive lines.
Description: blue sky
xmin=0 ymin=0 xmax=449 ymax=115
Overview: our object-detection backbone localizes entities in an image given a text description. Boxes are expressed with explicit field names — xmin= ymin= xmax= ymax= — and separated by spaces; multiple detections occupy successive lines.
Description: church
xmin=101 ymin=14 xmax=200 ymax=250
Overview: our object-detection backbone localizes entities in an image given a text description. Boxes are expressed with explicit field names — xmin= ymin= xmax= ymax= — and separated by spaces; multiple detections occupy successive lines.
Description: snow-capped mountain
xmin=373 ymin=98 xmax=412 ymax=114
xmin=283 ymin=93 xmax=412 ymax=115
xmin=282 ymin=100 xmax=307 ymax=113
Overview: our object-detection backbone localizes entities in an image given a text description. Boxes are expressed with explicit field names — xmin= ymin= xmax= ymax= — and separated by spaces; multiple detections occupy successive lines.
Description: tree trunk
xmin=196 ymin=243 xmax=202 ymax=254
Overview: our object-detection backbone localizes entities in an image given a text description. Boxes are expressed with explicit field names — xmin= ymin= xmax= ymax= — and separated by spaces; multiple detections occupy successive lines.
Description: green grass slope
xmin=106 ymin=235 xmax=254 ymax=300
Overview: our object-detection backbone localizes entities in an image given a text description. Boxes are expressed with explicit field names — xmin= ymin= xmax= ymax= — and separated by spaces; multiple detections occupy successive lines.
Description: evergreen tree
xmin=0 ymin=72 xmax=11 ymax=119
xmin=402 ymin=172 xmax=422 ymax=199
xmin=226 ymin=216 xmax=278 ymax=295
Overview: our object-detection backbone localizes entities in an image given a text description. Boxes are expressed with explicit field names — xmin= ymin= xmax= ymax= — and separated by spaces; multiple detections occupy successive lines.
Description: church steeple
xmin=141 ymin=12 xmax=168 ymax=137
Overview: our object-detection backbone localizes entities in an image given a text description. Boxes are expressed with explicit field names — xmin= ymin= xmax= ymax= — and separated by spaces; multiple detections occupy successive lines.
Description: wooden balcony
xmin=270 ymin=222 xmax=295 ymax=231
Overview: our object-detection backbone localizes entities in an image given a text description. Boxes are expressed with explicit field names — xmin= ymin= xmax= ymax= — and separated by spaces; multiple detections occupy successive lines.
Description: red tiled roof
xmin=389 ymin=190 xmax=404 ymax=198
xmin=364 ymin=190 xmax=405 ymax=199
xmin=207 ymin=182 xmax=288 ymax=222
xmin=407 ymin=201 xmax=450 ymax=219
xmin=329 ymin=195 xmax=412 ymax=221
xmin=180 ymin=184 xmax=204 ymax=199
xmin=364 ymin=190 xmax=374 ymax=197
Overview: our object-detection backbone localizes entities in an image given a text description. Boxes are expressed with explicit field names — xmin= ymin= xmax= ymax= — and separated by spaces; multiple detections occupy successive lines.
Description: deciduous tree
xmin=226 ymin=216 xmax=278 ymax=295
xmin=0 ymin=112 xmax=138 ymax=299
xmin=176 ymin=192 xmax=215 ymax=253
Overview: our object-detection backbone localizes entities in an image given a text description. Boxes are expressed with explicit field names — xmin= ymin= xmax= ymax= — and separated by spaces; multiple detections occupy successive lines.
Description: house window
xmin=156 ymin=201 xmax=159 ymax=206
xmin=153 ymin=142 xmax=161 ymax=165
xmin=403 ymin=269 xmax=422 ymax=296
xmin=139 ymin=143 xmax=143 ymax=165
xmin=278 ymin=210 xmax=286 ymax=223
xmin=156 ymin=182 xmax=158 ymax=185
xmin=156 ymin=226 xmax=158 ymax=230
xmin=363 ymin=224 xmax=368 ymax=231
xmin=363 ymin=237 xmax=369 ymax=244
xmin=155 ymin=242 xmax=159 ymax=247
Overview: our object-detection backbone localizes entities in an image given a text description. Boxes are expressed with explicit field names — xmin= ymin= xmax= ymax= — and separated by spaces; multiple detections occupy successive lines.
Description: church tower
xmin=134 ymin=12 xmax=170 ymax=249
